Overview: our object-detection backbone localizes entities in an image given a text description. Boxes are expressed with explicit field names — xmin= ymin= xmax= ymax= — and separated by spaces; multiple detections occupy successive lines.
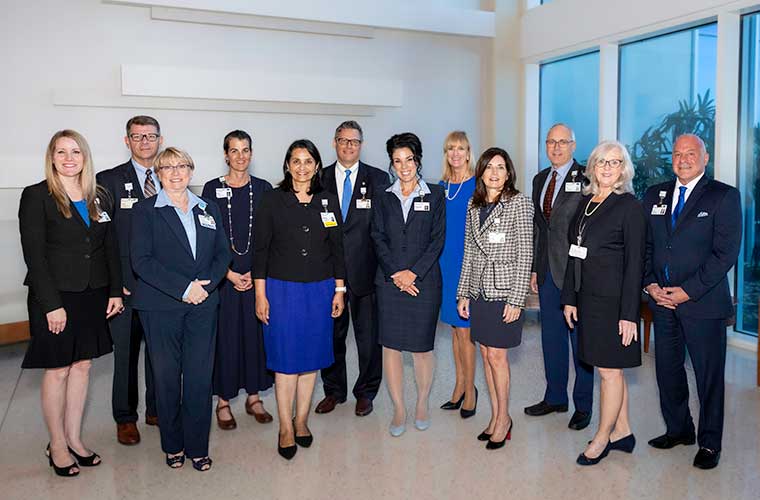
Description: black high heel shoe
xmin=477 ymin=430 xmax=492 ymax=442
xmin=440 ymin=393 xmax=465 ymax=410
xmin=46 ymin=443 xmax=79 ymax=477
xmin=68 ymin=446 xmax=101 ymax=467
xmin=460 ymin=387 xmax=478 ymax=419
xmin=577 ymin=441 xmax=611 ymax=466
xmin=486 ymin=418 xmax=512 ymax=450
xmin=609 ymin=434 xmax=636 ymax=453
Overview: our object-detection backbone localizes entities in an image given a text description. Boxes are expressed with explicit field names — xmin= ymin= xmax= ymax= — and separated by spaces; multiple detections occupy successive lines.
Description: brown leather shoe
xmin=216 ymin=405 xmax=237 ymax=430
xmin=355 ymin=398 xmax=374 ymax=417
xmin=145 ymin=414 xmax=159 ymax=427
xmin=245 ymin=400 xmax=273 ymax=423
xmin=117 ymin=423 xmax=140 ymax=445
xmin=315 ymin=395 xmax=346 ymax=414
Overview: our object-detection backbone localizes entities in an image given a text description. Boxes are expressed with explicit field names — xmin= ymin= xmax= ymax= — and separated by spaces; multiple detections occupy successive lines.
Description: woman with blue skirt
xmin=253 ymin=139 xmax=346 ymax=460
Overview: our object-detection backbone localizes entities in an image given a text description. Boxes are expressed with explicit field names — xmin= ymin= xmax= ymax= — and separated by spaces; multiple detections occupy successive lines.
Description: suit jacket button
xmin=302 ymin=225 xmax=310 ymax=233
xmin=84 ymin=254 xmax=90 ymax=259
xmin=85 ymin=237 xmax=90 ymax=243
xmin=301 ymin=249 xmax=308 ymax=257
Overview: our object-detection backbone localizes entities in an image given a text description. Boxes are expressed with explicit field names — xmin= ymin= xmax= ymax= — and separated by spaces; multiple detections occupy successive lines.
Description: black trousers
xmin=139 ymin=304 xmax=217 ymax=459
xmin=110 ymin=299 xmax=156 ymax=424
xmin=652 ymin=307 xmax=727 ymax=451
xmin=320 ymin=290 xmax=382 ymax=400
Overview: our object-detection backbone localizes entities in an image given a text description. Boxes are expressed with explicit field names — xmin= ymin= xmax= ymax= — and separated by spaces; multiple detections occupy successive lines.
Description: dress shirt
xmin=539 ymin=159 xmax=574 ymax=208
xmin=671 ymin=172 xmax=705 ymax=213
xmin=386 ymin=178 xmax=432 ymax=222
xmin=335 ymin=160 xmax=359 ymax=209
xmin=131 ymin=158 xmax=161 ymax=197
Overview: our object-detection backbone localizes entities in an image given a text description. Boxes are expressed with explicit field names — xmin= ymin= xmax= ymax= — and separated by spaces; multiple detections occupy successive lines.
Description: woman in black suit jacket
xmin=19 ymin=129 xmax=123 ymax=477
xmin=561 ymin=140 xmax=646 ymax=466
xmin=371 ymin=133 xmax=445 ymax=436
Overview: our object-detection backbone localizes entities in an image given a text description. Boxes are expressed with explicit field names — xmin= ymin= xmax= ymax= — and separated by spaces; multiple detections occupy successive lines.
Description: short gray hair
xmin=547 ymin=123 xmax=576 ymax=142
xmin=583 ymin=140 xmax=635 ymax=196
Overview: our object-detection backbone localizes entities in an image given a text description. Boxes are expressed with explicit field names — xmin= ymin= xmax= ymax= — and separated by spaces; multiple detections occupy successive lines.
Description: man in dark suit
xmin=96 ymin=115 xmax=163 ymax=445
xmin=314 ymin=121 xmax=389 ymax=417
xmin=644 ymin=134 xmax=741 ymax=470
xmin=524 ymin=123 xmax=594 ymax=430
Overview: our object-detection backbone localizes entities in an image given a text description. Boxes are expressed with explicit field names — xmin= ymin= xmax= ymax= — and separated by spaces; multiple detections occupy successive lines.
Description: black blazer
xmin=321 ymin=161 xmax=390 ymax=296
xmin=532 ymin=160 xmax=586 ymax=287
xmin=96 ymin=160 xmax=149 ymax=292
xmin=370 ymin=183 xmax=446 ymax=288
xmin=129 ymin=195 xmax=231 ymax=311
xmin=252 ymin=188 xmax=346 ymax=283
xmin=18 ymin=180 xmax=122 ymax=313
xmin=643 ymin=176 xmax=741 ymax=319
xmin=561 ymin=193 xmax=646 ymax=324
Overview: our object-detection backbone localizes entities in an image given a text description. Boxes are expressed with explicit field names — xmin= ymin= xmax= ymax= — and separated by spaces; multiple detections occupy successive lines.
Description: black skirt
xmin=577 ymin=294 xmax=641 ymax=369
xmin=377 ymin=281 xmax=440 ymax=353
xmin=470 ymin=297 xmax=524 ymax=349
xmin=22 ymin=287 xmax=113 ymax=369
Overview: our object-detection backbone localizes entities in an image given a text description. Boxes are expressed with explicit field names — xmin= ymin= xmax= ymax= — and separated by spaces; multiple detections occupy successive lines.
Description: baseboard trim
xmin=0 ymin=321 xmax=30 ymax=346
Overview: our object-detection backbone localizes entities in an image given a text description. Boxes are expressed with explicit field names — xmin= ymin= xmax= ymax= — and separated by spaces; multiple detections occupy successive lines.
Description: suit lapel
xmin=533 ymin=168 xmax=550 ymax=224
xmin=673 ymin=176 xmax=710 ymax=233
xmin=193 ymin=205 xmax=212 ymax=261
xmin=322 ymin=165 xmax=338 ymax=195
xmin=662 ymin=182 xmax=676 ymax=237
xmin=158 ymin=206 xmax=194 ymax=259
xmin=344 ymin=163 xmax=369 ymax=227
xmin=552 ymin=161 xmax=583 ymax=213
xmin=69 ymin=200 xmax=92 ymax=231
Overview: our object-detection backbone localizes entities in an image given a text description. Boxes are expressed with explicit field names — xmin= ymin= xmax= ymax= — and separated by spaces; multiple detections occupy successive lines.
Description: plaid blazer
xmin=456 ymin=193 xmax=534 ymax=307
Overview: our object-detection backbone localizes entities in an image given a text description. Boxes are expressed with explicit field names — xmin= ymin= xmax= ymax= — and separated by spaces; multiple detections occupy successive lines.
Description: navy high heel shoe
xmin=577 ymin=441 xmax=611 ymax=465
xmin=609 ymin=434 xmax=636 ymax=453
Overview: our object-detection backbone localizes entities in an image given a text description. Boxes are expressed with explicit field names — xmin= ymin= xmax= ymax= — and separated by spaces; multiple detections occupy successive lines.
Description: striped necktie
xmin=144 ymin=169 xmax=157 ymax=198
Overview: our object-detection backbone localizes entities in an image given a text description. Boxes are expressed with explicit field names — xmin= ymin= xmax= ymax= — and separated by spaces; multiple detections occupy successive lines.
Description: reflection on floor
xmin=0 ymin=315 xmax=758 ymax=500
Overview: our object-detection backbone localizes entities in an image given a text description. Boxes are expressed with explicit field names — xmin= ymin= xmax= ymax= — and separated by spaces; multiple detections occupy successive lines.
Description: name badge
xmin=565 ymin=182 xmax=582 ymax=192
xmin=98 ymin=211 xmax=111 ymax=223
xmin=216 ymin=188 xmax=232 ymax=199
xmin=651 ymin=205 xmax=667 ymax=216
xmin=488 ymin=232 xmax=506 ymax=244
xmin=120 ymin=198 xmax=138 ymax=209
xmin=198 ymin=214 xmax=216 ymax=230
xmin=321 ymin=212 xmax=338 ymax=228
xmin=414 ymin=201 xmax=430 ymax=212
xmin=569 ymin=244 xmax=588 ymax=260
xmin=356 ymin=199 xmax=371 ymax=209
xmin=124 ymin=182 xmax=133 ymax=191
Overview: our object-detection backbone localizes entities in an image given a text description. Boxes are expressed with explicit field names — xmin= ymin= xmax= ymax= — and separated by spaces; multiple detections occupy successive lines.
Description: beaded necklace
xmin=445 ymin=175 xmax=471 ymax=201
xmin=219 ymin=175 xmax=253 ymax=256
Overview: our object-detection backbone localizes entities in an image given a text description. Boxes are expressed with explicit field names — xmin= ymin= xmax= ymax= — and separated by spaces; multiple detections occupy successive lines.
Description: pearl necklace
xmin=220 ymin=175 xmax=253 ymax=256
xmin=445 ymin=176 xmax=470 ymax=201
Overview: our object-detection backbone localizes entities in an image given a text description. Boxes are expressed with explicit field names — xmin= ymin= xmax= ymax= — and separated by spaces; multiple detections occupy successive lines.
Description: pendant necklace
xmin=220 ymin=175 xmax=253 ymax=256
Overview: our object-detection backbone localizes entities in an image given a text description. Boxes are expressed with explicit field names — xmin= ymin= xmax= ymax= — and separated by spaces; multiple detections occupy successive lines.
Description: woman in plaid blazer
xmin=456 ymin=147 xmax=533 ymax=450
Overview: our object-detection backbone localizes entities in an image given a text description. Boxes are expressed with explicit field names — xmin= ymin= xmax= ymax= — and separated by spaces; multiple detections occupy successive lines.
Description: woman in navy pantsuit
xmin=371 ymin=133 xmax=445 ymax=436
xmin=131 ymin=147 xmax=230 ymax=472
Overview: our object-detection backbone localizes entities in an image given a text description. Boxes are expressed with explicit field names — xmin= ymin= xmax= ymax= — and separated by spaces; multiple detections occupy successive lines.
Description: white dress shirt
xmin=671 ymin=172 xmax=705 ymax=213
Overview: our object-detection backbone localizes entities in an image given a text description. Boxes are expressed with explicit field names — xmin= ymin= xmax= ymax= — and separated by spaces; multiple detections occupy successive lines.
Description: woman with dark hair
xmin=202 ymin=130 xmax=274 ymax=430
xmin=371 ymin=132 xmax=446 ymax=436
xmin=253 ymin=139 xmax=346 ymax=460
xmin=456 ymin=147 xmax=533 ymax=450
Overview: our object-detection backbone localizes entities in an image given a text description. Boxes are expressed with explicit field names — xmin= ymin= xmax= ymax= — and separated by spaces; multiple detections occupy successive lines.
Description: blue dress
xmin=438 ymin=177 xmax=476 ymax=327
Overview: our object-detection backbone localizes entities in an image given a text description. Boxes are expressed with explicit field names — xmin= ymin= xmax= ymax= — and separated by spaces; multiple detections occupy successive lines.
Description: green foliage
xmin=628 ymin=90 xmax=716 ymax=198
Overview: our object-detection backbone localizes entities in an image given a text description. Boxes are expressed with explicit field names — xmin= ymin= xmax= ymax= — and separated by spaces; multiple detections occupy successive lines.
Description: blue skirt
xmin=263 ymin=278 xmax=335 ymax=374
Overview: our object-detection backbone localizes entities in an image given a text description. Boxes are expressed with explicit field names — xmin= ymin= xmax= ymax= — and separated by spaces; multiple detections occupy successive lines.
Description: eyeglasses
xmin=336 ymin=137 xmax=362 ymax=147
xmin=157 ymin=164 xmax=191 ymax=172
xmin=595 ymin=158 xmax=624 ymax=169
xmin=546 ymin=139 xmax=574 ymax=148
xmin=129 ymin=133 xmax=160 ymax=143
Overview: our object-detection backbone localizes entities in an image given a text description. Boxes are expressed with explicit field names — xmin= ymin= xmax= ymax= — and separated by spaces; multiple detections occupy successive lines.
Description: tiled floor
xmin=0 ymin=315 xmax=758 ymax=500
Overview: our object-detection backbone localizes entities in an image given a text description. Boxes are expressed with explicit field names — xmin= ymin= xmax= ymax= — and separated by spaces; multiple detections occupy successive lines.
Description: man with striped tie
xmin=315 ymin=121 xmax=389 ymax=417
xmin=643 ymin=134 xmax=741 ymax=470
xmin=97 ymin=115 xmax=163 ymax=445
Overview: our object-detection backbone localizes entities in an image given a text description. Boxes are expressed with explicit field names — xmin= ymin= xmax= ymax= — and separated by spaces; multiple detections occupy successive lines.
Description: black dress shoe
xmin=648 ymin=433 xmax=696 ymax=449
xmin=440 ymin=393 xmax=464 ymax=410
xmin=568 ymin=410 xmax=591 ymax=430
xmin=477 ymin=430 xmax=492 ymax=442
xmin=278 ymin=436 xmax=297 ymax=460
xmin=294 ymin=433 xmax=313 ymax=448
xmin=486 ymin=419 xmax=513 ymax=450
xmin=693 ymin=448 xmax=720 ymax=469
xmin=609 ymin=434 xmax=636 ymax=453
xmin=524 ymin=400 xmax=568 ymax=416
xmin=577 ymin=442 xmax=611 ymax=466
xmin=460 ymin=387 xmax=478 ymax=419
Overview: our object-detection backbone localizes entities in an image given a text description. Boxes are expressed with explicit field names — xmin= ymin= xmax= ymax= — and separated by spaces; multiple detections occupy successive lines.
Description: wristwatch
xmin=335 ymin=286 xmax=347 ymax=293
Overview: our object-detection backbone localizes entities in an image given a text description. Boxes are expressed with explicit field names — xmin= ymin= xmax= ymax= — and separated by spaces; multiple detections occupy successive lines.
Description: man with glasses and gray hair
xmin=315 ymin=120 xmax=389 ymax=417
xmin=97 ymin=115 xmax=163 ymax=445
xmin=524 ymin=123 xmax=594 ymax=431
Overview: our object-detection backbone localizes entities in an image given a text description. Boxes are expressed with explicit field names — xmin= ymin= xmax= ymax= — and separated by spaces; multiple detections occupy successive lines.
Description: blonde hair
xmin=441 ymin=131 xmax=474 ymax=182
xmin=153 ymin=146 xmax=195 ymax=171
xmin=583 ymin=140 xmax=635 ymax=196
xmin=45 ymin=129 xmax=105 ymax=219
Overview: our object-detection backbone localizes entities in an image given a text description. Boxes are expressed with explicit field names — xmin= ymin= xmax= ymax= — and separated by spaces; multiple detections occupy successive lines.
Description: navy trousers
xmin=538 ymin=275 xmax=593 ymax=413
xmin=139 ymin=303 xmax=217 ymax=458
xmin=652 ymin=306 xmax=726 ymax=451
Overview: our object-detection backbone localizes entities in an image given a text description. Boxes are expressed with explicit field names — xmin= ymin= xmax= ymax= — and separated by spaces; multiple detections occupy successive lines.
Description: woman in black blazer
xmin=19 ymin=129 xmax=123 ymax=477
xmin=371 ymin=133 xmax=445 ymax=436
xmin=561 ymin=140 xmax=646 ymax=466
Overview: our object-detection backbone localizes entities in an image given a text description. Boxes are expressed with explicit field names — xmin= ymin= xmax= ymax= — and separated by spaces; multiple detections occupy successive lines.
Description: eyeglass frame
xmin=335 ymin=137 xmax=362 ymax=148
xmin=595 ymin=158 xmax=624 ymax=169
xmin=545 ymin=139 xmax=575 ymax=148
xmin=156 ymin=163 xmax=192 ymax=172
xmin=129 ymin=133 xmax=161 ymax=143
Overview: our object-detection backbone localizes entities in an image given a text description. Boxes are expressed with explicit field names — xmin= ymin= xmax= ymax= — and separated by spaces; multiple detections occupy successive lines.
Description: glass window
xmin=618 ymin=24 xmax=717 ymax=198
xmin=737 ymin=13 xmax=760 ymax=337
xmin=539 ymin=51 xmax=599 ymax=168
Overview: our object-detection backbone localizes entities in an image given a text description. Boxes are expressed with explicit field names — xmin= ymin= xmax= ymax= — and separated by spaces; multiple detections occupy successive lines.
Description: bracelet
xmin=335 ymin=286 xmax=347 ymax=292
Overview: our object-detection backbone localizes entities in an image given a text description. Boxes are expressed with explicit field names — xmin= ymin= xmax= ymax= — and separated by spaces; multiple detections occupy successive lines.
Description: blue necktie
xmin=342 ymin=169 xmax=353 ymax=221
xmin=671 ymin=186 xmax=687 ymax=228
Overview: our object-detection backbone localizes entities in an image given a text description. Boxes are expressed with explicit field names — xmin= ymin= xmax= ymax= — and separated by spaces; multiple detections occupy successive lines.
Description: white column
xmin=523 ymin=63 xmax=540 ymax=194
xmin=714 ymin=12 xmax=740 ymax=187
xmin=598 ymin=43 xmax=619 ymax=142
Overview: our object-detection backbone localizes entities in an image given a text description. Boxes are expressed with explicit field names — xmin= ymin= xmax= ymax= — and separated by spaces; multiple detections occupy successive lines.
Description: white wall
xmin=0 ymin=0 xmax=493 ymax=323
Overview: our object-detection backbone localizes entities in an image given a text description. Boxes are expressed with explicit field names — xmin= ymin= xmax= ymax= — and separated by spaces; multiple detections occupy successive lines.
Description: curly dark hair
xmin=386 ymin=132 xmax=423 ymax=178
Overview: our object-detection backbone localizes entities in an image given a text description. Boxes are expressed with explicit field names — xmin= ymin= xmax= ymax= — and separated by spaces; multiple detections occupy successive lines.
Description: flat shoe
xmin=246 ymin=399 xmax=274 ymax=423
xmin=215 ymin=405 xmax=237 ymax=430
